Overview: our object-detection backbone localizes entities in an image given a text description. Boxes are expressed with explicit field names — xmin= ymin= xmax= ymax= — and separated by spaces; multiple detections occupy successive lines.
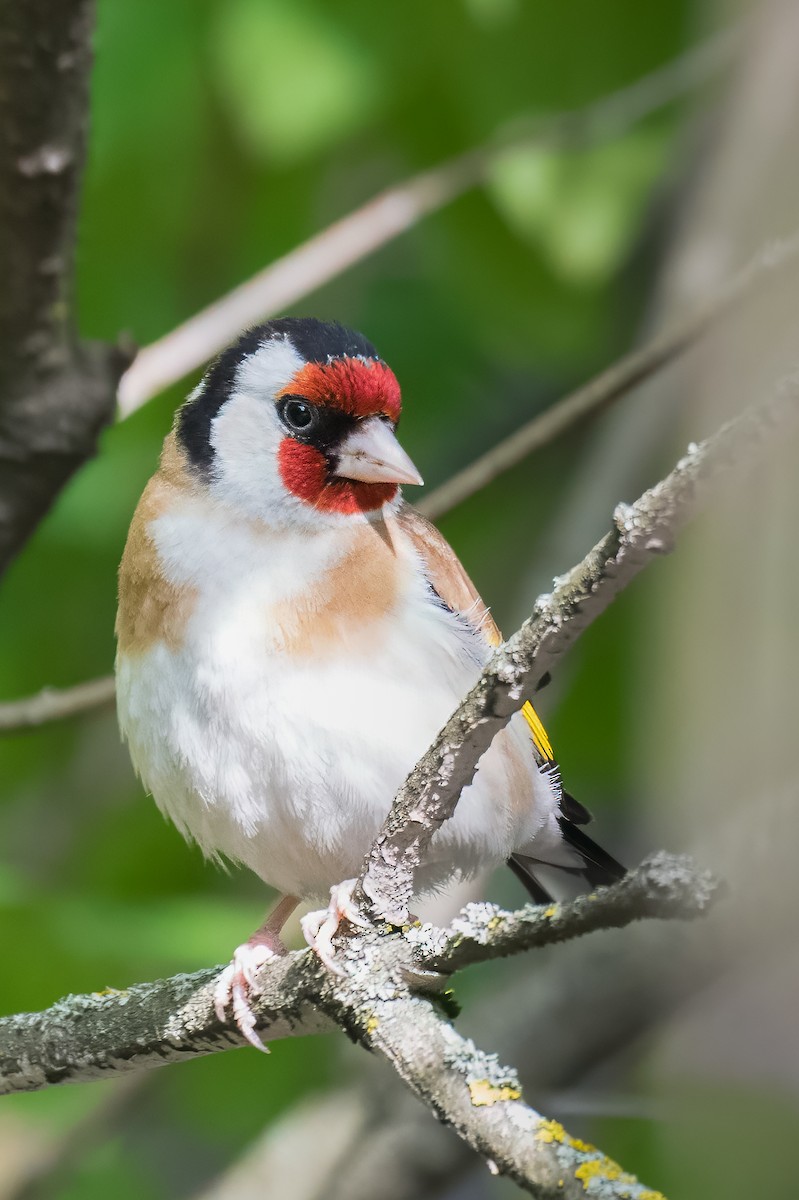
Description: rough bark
xmin=0 ymin=0 xmax=128 ymax=578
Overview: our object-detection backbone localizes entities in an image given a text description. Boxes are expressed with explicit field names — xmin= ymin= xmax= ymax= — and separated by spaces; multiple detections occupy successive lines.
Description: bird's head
xmin=176 ymin=317 xmax=423 ymax=529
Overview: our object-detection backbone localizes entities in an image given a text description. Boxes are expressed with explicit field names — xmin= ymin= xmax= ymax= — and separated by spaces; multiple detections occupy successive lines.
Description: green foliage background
xmin=4 ymin=2 xmax=786 ymax=1197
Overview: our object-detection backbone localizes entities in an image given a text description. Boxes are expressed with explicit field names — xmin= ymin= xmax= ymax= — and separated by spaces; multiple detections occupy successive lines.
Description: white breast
xmin=116 ymin=498 xmax=558 ymax=900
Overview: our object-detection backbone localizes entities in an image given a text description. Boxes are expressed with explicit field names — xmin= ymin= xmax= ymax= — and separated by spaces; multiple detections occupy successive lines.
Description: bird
xmin=115 ymin=317 xmax=624 ymax=1049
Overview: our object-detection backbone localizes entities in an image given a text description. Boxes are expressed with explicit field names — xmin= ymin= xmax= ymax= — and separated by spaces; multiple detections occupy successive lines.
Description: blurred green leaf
xmin=487 ymin=131 xmax=666 ymax=283
xmin=210 ymin=0 xmax=382 ymax=163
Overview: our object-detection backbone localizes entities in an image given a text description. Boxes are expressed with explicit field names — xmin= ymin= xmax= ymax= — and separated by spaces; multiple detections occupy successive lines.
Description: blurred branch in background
xmin=0 ymin=676 xmax=115 ymax=734
xmin=0 ymin=0 xmax=129 ymax=580
xmin=4 ymin=227 xmax=798 ymax=734
xmin=418 ymin=233 xmax=799 ymax=521
xmin=116 ymin=25 xmax=738 ymax=417
xmin=2 ymin=1073 xmax=157 ymax=1200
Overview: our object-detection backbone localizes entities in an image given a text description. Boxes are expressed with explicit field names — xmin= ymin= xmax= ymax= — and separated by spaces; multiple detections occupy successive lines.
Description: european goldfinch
xmin=116 ymin=318 xmax=623 ymax=1048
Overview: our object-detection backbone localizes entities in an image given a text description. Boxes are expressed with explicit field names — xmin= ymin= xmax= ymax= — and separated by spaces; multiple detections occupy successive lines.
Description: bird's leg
xmin=300 ymin=879 xmax=371 ymax=975
xmin=214 ymin=893 xmax=299 ymax=1052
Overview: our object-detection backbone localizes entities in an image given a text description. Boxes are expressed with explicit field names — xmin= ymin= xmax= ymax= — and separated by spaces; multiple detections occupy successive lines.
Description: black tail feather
xmin=557 ymin=816 xmax=626 ymax=888
xmin=508 ymin=817 xmax=625 ymax=905
xmin=507 ymin=854 xmax=554 ymax=904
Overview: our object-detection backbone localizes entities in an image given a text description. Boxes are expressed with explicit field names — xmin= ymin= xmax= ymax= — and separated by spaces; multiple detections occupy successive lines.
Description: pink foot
xmin=300 ymin=879 xmax=370 ymax=974
xmin=214 ymin=895 xmax=298 ymax=1052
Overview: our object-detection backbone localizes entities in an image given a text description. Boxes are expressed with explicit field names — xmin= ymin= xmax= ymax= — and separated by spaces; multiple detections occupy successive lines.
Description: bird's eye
xmin=281 ymin=397 xmax=316 ymax=433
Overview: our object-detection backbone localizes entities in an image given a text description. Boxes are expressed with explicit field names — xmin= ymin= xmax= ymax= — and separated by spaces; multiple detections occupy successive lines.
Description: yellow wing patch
xmin=522 ymin=700 xmax=554 ymax=763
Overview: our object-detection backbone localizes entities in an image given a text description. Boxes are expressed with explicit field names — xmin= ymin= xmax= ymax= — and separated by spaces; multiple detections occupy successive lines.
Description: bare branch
xmin=358 ymin=376 xmax=799 ymax=924
xmin=0 ymin=0 xmax=129 ymax=579
xmin=4 ymin=1073 xmax=158 ymax=1200
xmin=0 ymin=676 xmax=116 ymax=735
xmin=6 ymin=360 xmax=773 ymax=1195
xmin=419 ymin=233 xmax=799 ymax=521
xmin=116 ymin=29 xmax=735 ymax=417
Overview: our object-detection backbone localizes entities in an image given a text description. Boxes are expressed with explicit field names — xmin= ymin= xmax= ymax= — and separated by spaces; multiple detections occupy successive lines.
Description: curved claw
xmin=301 ymin=879 xmax=370 ymax=974
xmin=213 ymin=942 xmax=277 ymax=1052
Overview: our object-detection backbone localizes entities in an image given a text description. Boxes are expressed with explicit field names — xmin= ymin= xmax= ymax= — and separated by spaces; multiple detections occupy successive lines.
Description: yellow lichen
xmin=93 ymin=987 xmax=127 ymax=999
xmin=468 ymin=1078 xmax=521 ymax=1107
xmin=535 ymin=1120 xmax=595 ymax=1154
xmin=365 ymin=1014 xmax=379 ymax=1035
xmin=637 ymin=1191 xmax=667 ymax=1200
xmin=543 ymin=905 xmax=558 ymax=918
xmin=569 ymin=1136 xmax=597 ymax=1154
xmin=575 ymin=1159 xmax=622 ymax=1186
xmin=536 ymin=1118 xmax=566 ymax=1144
xmin=573 ymin=1156 xmax=641 ymax=1192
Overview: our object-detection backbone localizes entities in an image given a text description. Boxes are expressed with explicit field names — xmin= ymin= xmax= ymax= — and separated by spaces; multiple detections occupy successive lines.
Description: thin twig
xmin=410 ymin=852 xmax=720 ymax=973
xmin=0 ymin=676 xmax=116 ymax=734
xmin=116 ymin=27 xmax=736 ymax=417
xmin=419 ymin=233 xmax=799 ymax=521
xmin=358 ymin=374 xmax=799 ymax=924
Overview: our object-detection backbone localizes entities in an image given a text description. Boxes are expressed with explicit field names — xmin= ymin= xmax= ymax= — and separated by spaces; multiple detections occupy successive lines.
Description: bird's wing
xmin=395 ymin=505 xmax=624 ymax=903
xmin=394 ymin=503 xmax=555 ymax=769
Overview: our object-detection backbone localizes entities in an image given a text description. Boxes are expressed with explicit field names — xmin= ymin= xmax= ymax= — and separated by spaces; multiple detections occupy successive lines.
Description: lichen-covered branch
xmin=8 ymin=373 xmax=786 ymax=1192
xmin=355 ymin=991 xmax=662 ymax=1199
xmin=357 ymin=377 xmax=799 ymax=925
xmin=0 ymin=853 xmax=716 ymax=1197
xmin=0 ymin=958 xmax=332 ymax=1096
xmin=0 ymin=852 xmax=714 ymax=1099
xmin=0 ymin=0 xmax=128 ymax=578
xmin=411 ymin=852 xmax=721 ymax=973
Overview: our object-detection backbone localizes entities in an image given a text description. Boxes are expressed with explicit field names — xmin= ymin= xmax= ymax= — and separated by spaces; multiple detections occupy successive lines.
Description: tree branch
xmin=116 ymin=28 xmax=736 ymax=417
xmin=411 ymin=852 xmax=720 ymax=973
xmin=0 ymin=676 xmax=116 ymax=734
xmin=360 ymin=996 xmax=669 ymax=1199
xmin=0 ymin=853 xmax=714 ymax=1097
xmin=0 ymin=0 xmax=129 ymax=579
xmin=0 ymin=959 xmax=332 ymax=1095
xmin=357 ymin=375 xmax=799 ymax=924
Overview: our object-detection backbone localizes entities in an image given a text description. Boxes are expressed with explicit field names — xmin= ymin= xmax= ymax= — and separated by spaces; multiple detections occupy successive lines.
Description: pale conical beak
xmin=333 ymin=417 xmax=424 ymax=487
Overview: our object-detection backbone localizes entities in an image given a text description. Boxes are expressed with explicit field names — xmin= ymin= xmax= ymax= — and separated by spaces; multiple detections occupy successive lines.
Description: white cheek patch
xmin=206 ymin=334 xmax=327 ymax=529
xmin=209 ymin=392 xmax=288 ymax=522
xmin=207 ymin=335 xmax=306 ymax=523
